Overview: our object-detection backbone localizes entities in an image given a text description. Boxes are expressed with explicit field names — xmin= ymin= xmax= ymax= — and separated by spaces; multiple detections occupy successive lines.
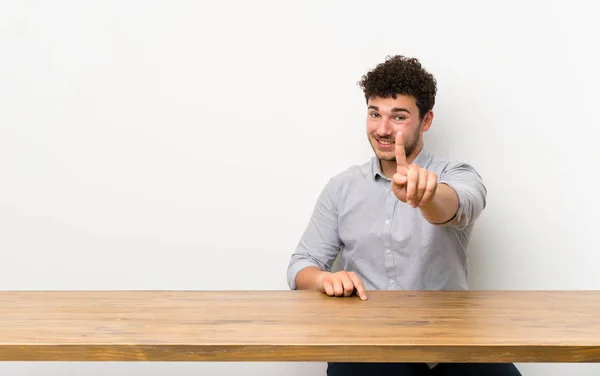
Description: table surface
xmin=1 ymin=290 xmax=599 ymax=362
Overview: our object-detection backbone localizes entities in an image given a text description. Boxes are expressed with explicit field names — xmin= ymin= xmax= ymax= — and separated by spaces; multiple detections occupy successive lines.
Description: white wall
xmin=1 ymin=0 xmax=599 ymax=375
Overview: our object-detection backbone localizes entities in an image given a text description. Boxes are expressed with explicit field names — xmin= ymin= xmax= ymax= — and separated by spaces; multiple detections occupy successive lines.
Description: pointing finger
xmin=347 ymin=272 xmax=368 ymax=301
xmin=395 ymin=131 xmax=408 ymax=172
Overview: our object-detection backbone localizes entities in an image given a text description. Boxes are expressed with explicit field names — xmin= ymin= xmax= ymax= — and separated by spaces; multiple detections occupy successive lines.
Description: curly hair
xmin=358 ymin=55 xmax=437 ymax=119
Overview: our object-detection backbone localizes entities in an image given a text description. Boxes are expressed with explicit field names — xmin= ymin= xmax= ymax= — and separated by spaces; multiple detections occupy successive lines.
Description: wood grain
xmin=0 ymin=290 xmax=599 ymax=362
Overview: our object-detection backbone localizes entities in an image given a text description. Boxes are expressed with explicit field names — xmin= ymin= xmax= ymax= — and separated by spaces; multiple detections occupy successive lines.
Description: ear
xmin=421 ymin=111 xmax=434 ymax=132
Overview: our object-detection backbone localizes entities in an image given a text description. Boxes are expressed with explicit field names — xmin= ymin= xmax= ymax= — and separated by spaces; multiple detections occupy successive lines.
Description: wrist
xmin=419 ymin=183 xmax=459 ymax=224
xmin=316 ymin=271 xmax=332 ymax=290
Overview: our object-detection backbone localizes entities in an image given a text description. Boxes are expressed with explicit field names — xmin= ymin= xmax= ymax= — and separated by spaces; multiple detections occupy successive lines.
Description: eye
xmin=394 ymin=115 xmax=407 ymax=121
xmin=370 ymin=112 xmax=381 ymax=118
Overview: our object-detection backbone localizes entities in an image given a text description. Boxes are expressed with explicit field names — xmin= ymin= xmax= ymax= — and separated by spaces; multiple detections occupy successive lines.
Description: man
xmin=286 ymin=56 xmax=522 ymax=376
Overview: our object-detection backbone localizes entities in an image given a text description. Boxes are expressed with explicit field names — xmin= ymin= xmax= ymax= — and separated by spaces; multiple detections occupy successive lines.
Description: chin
xmin=374 ymin=150 xmax=395 ymax=161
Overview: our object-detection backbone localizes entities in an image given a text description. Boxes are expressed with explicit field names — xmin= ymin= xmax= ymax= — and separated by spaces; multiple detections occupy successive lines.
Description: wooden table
xmin=0 ymin=290 xmax=599 ymax=362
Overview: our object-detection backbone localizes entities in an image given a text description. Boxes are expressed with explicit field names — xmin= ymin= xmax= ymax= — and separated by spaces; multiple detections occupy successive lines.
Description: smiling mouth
xmin=376 ymin=138 xmax=394 ymax=147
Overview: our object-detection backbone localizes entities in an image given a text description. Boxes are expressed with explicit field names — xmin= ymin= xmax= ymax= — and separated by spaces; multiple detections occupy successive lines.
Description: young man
xmin=286 ymin=56 xmax=522 ymax=376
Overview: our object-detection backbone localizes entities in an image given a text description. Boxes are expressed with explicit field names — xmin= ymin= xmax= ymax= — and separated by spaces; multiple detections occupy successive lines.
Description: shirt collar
xmin=371 ymin=147 xmax=432 ymax=180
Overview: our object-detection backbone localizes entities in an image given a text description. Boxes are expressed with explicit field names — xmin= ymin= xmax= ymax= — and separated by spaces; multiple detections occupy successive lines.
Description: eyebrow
xmin=368 ymin=105 xmax=411 ymax=114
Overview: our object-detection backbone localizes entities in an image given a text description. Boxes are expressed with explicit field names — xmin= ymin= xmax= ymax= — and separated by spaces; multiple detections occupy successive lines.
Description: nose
xmin=377 ymin=118 xmax=393 ymax=137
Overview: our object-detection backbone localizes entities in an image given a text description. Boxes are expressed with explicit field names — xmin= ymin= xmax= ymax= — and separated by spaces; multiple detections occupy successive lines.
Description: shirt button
xmin=385 ymin=249 xmax=391 ymax=254
xmin=389 ymin=279 xmax=395 ymax=284
xmin=385 ymin=220 xmax=390 ymax=224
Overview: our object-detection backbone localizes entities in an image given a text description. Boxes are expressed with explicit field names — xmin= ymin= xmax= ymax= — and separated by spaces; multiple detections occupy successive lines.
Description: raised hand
xmin=391 ymin=131 xmax=438 ymax=208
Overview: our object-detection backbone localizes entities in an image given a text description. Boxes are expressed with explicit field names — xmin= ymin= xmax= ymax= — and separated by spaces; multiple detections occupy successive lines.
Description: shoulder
xmin=319 ymin=158 xmax=375 ymax=200
xmin=422 ymin=152 xmax=484 ymax=182
xmin=327 ymin=158 xmax=374 ymax=186
xmin=424 ymin=152 xmax=488 ymax=208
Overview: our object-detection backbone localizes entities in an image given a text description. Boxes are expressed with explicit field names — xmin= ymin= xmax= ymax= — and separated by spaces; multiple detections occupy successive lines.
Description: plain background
xmin=1 ymin=0 xmax=599 ymax=375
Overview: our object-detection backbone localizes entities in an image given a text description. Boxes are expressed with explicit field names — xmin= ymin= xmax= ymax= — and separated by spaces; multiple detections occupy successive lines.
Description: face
xmin=366 ymin=95 xmax=431 ymax=163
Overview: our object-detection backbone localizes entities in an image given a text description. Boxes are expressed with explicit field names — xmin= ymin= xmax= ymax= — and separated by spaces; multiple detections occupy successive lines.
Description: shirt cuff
xmin=434 ymin=181 xmax=466 ymax=229
xmin=287 ymin=259 xmax=324 ymax=290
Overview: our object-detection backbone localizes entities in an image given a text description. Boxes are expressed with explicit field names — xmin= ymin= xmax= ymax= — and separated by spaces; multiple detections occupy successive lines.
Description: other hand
xmin=319 ymin=271 xmax=367 ymax=300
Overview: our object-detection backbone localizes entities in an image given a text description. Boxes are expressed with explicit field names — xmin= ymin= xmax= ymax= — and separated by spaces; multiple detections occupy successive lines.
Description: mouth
xmin=375 ymin=138 xmax=394 ymax=149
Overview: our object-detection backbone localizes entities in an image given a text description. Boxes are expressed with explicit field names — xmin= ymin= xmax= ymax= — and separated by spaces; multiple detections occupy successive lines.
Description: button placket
xmin=385 ymin=192 xmax=399 ymax=290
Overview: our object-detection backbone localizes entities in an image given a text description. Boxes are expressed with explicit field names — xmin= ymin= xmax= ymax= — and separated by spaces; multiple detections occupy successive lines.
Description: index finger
xmin=395 ymin=131 xmax=407 ymax=170
xmin=347 ymin=272 xmax=368 ymax=301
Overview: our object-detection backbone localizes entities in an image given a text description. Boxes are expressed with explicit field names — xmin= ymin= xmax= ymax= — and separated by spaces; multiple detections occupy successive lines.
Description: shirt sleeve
xmin=286 ymin=178 xmax=342 ymax=290
xmin=436 ymin=162 xmax=487 ymax=231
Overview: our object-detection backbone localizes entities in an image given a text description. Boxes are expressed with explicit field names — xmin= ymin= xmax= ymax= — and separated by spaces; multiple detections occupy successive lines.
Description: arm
xmin=393 ymin=161 xmax=487 ymax=229
xmin=391 ymin=132 xmax=486 ymax=230
xmin=295 ymin=266 xmax=328 ymax=290
xmin=287 ymin=177 xmax=369 ymax=300
xmin=432 ymin=162 xmax=487 ymax=230
xmin=418 ymin=182 xmax=460 ymax=225
xmin=286 ymin=178 xmax=342 ymax=290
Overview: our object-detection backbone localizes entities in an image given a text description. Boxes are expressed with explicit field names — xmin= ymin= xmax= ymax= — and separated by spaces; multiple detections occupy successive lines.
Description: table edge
xmin=1 ymin=344 xmax=599 ymax=362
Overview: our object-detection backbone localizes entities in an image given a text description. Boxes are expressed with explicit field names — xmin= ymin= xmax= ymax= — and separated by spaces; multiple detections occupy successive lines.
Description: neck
xmin=380 ymin=143 xmax=424 ymax=178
